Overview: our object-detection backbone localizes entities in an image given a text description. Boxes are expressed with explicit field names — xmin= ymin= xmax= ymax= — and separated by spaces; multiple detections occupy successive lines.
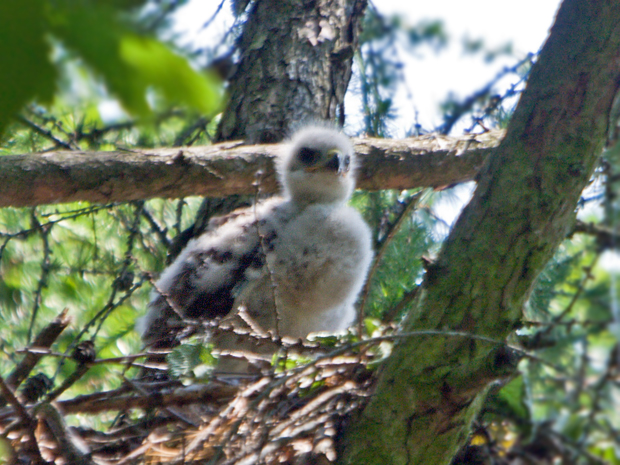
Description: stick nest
xmin=0 ymin=316 xmax=387 ymax=465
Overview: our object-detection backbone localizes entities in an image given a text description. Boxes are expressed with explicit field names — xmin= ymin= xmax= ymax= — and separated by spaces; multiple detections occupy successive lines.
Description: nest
xmin=0 ymin=310 xmax=385 ymax=465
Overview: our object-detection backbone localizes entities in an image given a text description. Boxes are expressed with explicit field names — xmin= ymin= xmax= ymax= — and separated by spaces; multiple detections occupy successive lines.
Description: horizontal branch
xmin=0 ymin=132 xmax=503 ymax=208
xmin=573 ymin=220 xmax=617 ymax=249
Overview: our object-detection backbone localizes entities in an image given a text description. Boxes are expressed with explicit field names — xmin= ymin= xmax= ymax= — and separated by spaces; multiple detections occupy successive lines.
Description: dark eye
xmin=298 ymin=147 xmax=321 ymax=165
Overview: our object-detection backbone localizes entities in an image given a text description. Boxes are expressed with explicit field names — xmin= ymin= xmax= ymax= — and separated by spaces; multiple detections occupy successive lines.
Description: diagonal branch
xmin=16 ymin=114 xmax=76 ymax=151
xmin=341 ymin=0 xmax=620 ymax=463
xmin=4 ymin=309 xmax=71 ymax=391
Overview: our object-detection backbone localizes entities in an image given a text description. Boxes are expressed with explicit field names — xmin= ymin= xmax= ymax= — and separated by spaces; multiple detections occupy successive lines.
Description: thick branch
xmin=0 ymin=132 xmax=501 ymax=208
xmin=341 ymin=0 xmax=620 ymax=463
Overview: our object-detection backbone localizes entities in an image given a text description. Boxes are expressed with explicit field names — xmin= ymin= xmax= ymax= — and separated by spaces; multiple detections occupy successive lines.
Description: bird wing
xmin=140 ymin=199 xmax=281 ymax=347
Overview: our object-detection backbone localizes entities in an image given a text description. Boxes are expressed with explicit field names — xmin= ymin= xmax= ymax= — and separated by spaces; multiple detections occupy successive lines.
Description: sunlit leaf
xmin=48 ymin=1 xmax=222 ymax=117
xmin=0 ymin=0 xmax=56 ymax=137
xmin=119 ymin=36 xmax=223 ymax=115
xmin=0 ymin=0 xmax=222 ymax=137
xmin=495 ymin=376 xmax=530 ymax=423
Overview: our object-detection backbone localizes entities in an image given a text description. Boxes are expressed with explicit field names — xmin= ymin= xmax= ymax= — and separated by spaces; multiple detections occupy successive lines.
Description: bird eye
xmin=298 ymin=147 xmax=321 ymax=166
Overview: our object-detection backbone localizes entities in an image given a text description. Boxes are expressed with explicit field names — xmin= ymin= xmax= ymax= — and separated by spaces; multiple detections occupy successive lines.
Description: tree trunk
xmin=215 ymin=0 xmax=367 ymax=143
xmin=339 ymin=1 xmax=620 ymax=463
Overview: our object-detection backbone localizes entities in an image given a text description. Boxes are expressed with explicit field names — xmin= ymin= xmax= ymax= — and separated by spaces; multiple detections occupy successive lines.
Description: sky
xmin=374 ymin=0 xmax=562 ymax=133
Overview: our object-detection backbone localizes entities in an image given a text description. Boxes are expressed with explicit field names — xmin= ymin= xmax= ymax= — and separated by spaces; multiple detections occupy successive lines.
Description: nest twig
xmin=0 ymin=315 xmax=387 ymax=464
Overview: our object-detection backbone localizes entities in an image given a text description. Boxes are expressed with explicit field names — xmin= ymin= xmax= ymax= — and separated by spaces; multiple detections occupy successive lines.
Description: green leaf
xmin=364 ymin=317 xmax=381 ymax=336
xmin=496 ymin=376 xmax=530 ymax=422
xmin=485 ymin=375 xmax=531 ymax=436
xmin=0 ymin=0 xmax=57 ymax=136
xmin=590 ymin=446 xmax=620 ymax=465
xmin=119 ymin=36 xmax=223 ymax=115
xmin=272 ymin=351 xmax=313 ymax=371
xmin=48 ymin=1 xmax=222 ymax=117
xmin=561 ymin=412 xmax=586 ymax=441
xmin=0 ymin=0 xmax=222 ymax=138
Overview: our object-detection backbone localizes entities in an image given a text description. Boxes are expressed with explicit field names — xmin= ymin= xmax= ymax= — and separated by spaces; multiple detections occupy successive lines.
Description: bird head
xmin=280 ymin=126 xmax=356 ymax=206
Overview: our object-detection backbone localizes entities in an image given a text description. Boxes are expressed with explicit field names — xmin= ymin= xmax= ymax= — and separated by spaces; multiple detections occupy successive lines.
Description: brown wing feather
xmin=140 ymin=201 xmax=279 ymax=348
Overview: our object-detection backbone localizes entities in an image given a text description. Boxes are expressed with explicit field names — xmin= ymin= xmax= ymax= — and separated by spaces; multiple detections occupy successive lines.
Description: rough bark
xmin=339 ymin=1 xmax=620 ymax=463
xmin=0 ymin=132 xmax=500 ymax=208
xmin=215 ymin=0 xmax=367 ymax=143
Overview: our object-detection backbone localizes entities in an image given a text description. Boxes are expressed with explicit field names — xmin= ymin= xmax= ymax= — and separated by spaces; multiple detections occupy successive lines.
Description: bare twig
xmin=141 ymin=205 xmax=171 ymax=250
xmin=572 ymin=219 xmax=618 ymax=249
xmin=56 ymin=382 xmax=237 ymax=415
xmin=201 ymin=0 xmax=227 ymax=31
xmin=253 ymin=169 xmax=282 ymax=340
xmin=0 ymin=376 xmax=46 ymax=464
xmin=16 ymin=114 xmax=75 ymax=151
xmin=173 ymin=117 xmax=212 ymax=147
xmin=438 ymin=53 xmax=535 ymax=135
xmin=123 ymin=376 xmax=198 ymax=427
xmin=45 ymin=364 xmax=91 ymax=402
xmin=35 ymin=402 xmax=96 ymax=465
xmin=15 ymin=348 xmax=172 ymax=365
xmin=5 ymin=309 xmax=71 ymax=392
xmin=382 ymin=286 xmax=419 ymax=322
xmin=27 ymin=213 xmax=52 ymax=343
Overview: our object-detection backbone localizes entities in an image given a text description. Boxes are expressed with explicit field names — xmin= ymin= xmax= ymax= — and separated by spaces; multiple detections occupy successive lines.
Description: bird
xmin=138 ymin=125 xmax=373 ymax=372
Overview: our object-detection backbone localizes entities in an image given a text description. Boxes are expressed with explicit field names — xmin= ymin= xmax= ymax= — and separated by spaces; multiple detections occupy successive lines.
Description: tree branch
xmin=16 ymin=114 xmax=75 ymax=151
xmin=573 ymin=219 xmax=618 ymax=249
xmin=5 ymin=309 xmax=71 ymax=391
xmin=0 ymin=132 xmax=502 ymax=208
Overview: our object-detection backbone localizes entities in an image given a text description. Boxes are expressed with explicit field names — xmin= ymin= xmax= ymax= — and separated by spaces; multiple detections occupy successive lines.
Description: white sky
xmin=375 ymin=0 xmax=561 ymax=133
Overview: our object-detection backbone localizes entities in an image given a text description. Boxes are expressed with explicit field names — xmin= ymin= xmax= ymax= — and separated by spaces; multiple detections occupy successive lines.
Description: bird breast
xmin=245 ymin=202 xmax=373 ymax=337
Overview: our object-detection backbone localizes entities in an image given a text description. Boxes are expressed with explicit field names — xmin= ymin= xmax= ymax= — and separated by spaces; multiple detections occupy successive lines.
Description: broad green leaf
xmin=49 ymin=1 xmax=222 ymax=117
xmin=496 ymin=376 xmax=530 ymax=423
xmin=0 ymin=0 xmax=222 ymax=138
xmin=0 ymin=0 xmax=56 ymax=136
xmin=119 ymin=36 xmax=223 ymax=115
